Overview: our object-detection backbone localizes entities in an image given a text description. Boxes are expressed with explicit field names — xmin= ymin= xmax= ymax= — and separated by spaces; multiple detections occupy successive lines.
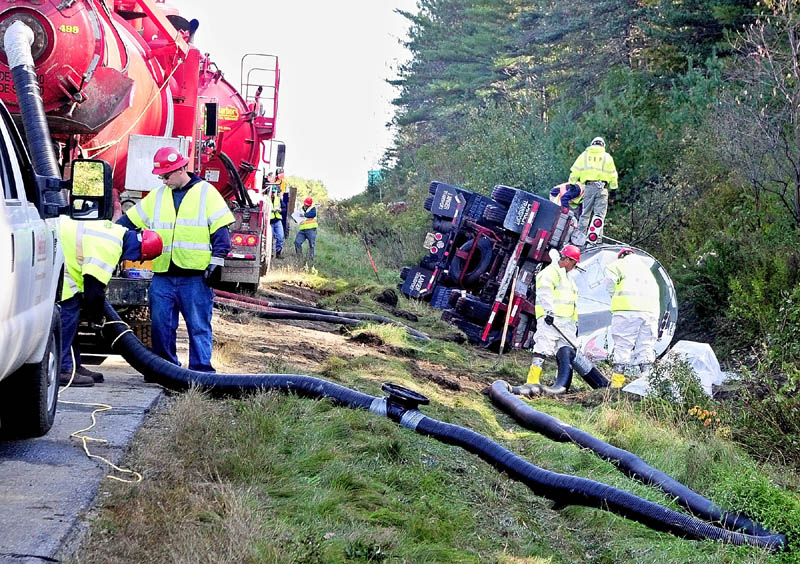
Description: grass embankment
xmin=74 ymin=227 xmax=800 ymax=563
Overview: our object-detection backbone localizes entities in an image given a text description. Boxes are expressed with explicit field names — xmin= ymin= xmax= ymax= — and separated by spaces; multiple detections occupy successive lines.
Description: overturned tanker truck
xmin=399 ymin=181 xmax=678 ymax=359
xmin=0 ymin=0 xmax=285 ymax=344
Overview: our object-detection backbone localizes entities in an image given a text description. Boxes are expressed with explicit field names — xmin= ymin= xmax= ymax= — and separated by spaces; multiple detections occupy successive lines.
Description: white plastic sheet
xmin=623 ymin=340 xmax=727 ymax=397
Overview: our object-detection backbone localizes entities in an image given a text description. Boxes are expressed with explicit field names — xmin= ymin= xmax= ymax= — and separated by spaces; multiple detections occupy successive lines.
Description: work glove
xmin=544 ymin=314 xmax=555 ymax=326
xmin=203 ymin=263 xmax=222 ymax=287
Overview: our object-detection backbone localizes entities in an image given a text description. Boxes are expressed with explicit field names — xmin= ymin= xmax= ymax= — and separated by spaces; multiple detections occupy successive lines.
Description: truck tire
xmin=0 ymin=305 xmax=60 ymax=438
xmin=455 ymin=295 xmax=493 ymax=322
xmin=432 ymin=217 xmax=453 ymax=233
xmin=491 ymin=185 xmax=517 ymax=205
xmin=423 ymin=195 xmax=434 ymax=212
xmin=400 ymin=266 xmax=411 ymax=281
xmin=429 ymin=182 xmax=437 ymax=195
xmin=448 ymin=289 xmax=462 ymax=308
xmin=482 ymin=204 xmax=507 ymax=225
xmin=449 ymin=236 xmax=493 ymax=285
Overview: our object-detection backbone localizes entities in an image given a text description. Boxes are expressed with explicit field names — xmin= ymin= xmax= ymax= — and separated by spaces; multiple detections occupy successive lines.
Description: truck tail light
xmin=587 ymin=216 xmax=603 ymax=243
xmin=232 ymin=233 xmax=259 ymax=247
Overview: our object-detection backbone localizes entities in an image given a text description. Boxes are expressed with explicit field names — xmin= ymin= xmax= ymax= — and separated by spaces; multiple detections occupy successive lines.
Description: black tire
xmin=449 ymin=236 xmax=493 ymax=285
xmin=491 ymin=185 xmax=517 ymax=205
xmin=432 ymin=217 xmax=453 ymax=233
xmin=448 ymin=289 xmax=462 ymax=308
xmin=400 ymin=266 xmax=411 ymax=281
xmin=0 ymin=305 xmax=60 ymax=438
xmin=455 ymin=295 xmax=493 ymax=322
xmin=482 ymin=204 xmax=507 ymax=224
xmin=423 ymin=196 xmax=434 ymax=212
xmin=428 ymin=182 xmax=437 ymax=195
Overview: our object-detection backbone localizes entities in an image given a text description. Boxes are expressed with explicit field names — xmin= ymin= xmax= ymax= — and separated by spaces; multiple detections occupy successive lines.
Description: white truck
xmin=0 ymin=99 xmax=64 ymax=438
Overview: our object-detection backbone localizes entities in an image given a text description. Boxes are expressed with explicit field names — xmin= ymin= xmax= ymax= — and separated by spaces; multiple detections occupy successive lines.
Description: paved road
xmin=0 ymin=356 xmax=163 ymax=563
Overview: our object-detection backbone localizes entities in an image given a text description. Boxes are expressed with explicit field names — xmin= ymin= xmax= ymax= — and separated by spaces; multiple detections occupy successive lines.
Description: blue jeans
xmin=271 ymin=220 xmax=284 ymax=252
xmin=294 ymin=228 xmax=317 ymax=259
xmin=150 ymin=274 xmax=216 ymax=372
xmin=60 ymin=296 xmax=82 ymax=373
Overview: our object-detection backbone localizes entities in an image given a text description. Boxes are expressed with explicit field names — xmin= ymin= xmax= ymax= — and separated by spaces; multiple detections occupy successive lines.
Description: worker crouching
xmin=516 ymin=245 xmax=582 ymax=397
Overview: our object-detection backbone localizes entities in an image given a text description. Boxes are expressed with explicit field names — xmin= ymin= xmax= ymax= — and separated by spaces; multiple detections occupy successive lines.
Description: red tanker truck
xmin=0 ymin=0 xmax=283 ymax=342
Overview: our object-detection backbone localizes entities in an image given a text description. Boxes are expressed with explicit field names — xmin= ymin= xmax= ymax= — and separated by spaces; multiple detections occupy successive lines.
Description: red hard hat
xmin=303 ymin=197 xmax=313 ymax=206
xmin=140 ymin=230 xmax=163 ymax=261
xmin=561 ymin=244 xmax=581 ymax=262
xmin=152 ymin=146 xmax=189 ymax=175
xmin=618 ymin=248 xmax=635 ymax=258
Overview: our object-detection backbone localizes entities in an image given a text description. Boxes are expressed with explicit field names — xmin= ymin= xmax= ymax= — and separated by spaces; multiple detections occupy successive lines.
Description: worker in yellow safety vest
xmin=568 ymin=137 xmax=618 ymax=243
xmin=604 ymin=248 xmax=661 ymax=388
xmin=549 ymin=182 xmax=584 ymax=211
xmin=517 ymin=245 xmax=581 ymax=397
xmin=118 ymin=146 xmax=235 ymax=373
xmin=59 ymin=217 xmax=163 ymax=386
xmin=294 ymin=196 xmax=318 ymax=261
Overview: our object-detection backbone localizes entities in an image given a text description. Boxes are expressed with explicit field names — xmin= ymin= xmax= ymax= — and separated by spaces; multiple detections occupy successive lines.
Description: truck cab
xmin=0 ymin=99 xmax=65 ymax=438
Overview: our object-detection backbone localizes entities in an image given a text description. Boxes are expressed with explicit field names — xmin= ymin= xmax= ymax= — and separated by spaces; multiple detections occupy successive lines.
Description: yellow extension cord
xmin=59 ymin=321 xmax=142 ymax=483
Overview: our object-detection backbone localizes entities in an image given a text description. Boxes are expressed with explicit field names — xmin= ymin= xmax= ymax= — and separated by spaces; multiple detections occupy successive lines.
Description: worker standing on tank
xmin=517 ymin=245 xmax=582 ymax=397
xmin=118 ymin=147 xmax=235 ymax=372
xmin=568 ymin=137 xmax=618 ymax=243
xmin=59 ymin=217 xmax=163 ymax=387
xmin=604 ymin=248 xmax=661 ymax=388
xmin=294 ymin=196 xmax=318 ymax=261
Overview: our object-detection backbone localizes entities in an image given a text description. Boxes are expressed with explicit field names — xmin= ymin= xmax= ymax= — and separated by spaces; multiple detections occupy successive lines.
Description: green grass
xmin=75 ymin=226 xmax=800 ymax=564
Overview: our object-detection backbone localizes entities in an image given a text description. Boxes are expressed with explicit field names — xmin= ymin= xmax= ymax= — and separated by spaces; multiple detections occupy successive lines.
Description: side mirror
xmin=69 ymin=159 xmax=113 ymax=220
xmin=275 ymin=142 xmax=286 ymax=168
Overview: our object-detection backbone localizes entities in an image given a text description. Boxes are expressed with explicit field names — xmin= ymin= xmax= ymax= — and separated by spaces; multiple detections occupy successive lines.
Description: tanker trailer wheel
xmin=481 ymin=204 xmax=508 ymax=225
xmin=491 ymin=185 xmax=517 ymax=205
xmin=0 ymin=305 xmax=60 ymax=438
xmin=423 ymin=195 xmax=434 ymax=212
xmin=448 ymin=236 xmax=493 ymax=285
xmin=455 ymin=295 xmax=493 ymax=323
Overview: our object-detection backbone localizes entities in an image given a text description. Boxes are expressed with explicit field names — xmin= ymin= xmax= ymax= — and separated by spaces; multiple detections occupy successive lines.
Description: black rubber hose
xmin=488 ymin=380 xmax=777 ymax=538
xmin=214 ymin=290 xmax=431 ymax=341
xmin=4 ymin=22 xmax=65 ymax=202
xmin=214 ymin=299 xmax=363 ymax=327
xmin=218 ymin=151 xmax=252 ymax=207
xmin=100 ymin=302 xmax=786 ymax=551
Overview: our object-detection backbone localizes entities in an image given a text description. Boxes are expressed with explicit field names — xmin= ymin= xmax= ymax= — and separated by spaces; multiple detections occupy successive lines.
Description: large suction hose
xmin=488 ymin=380 xmax=776 ymax=537
xmin=214 ymin=290 xmax=431 ymax=341
xmin=4 ymin=21 xmax=61 ymax=178
xmin=100 ymin=302 xmax=787 ymax=551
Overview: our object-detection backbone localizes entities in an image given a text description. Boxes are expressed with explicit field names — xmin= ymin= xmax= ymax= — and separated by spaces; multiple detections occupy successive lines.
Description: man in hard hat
xmin=294 ymin=196 xmax=318 ymax=261
xmin=604 ymin=248 xmax=661 ymax=388
xmin=119 ymin=147 xmax=235 ymax=372
xmin=268 ymin=183 xmax=285 ymax=258
xmin=517 ymin=244 xmax=581 ymax=397
xmin=59 ymin=218 xmax=163 ymax=387
xmin=568 ymin=137 xmax=618 ymax=244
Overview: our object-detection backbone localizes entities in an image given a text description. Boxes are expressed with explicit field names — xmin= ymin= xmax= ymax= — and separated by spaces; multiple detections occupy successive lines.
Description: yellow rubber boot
xmin=526 ymin=365 xmax=542 ymax=385
xmin=611 ymin=373 xmax=626 ymax=388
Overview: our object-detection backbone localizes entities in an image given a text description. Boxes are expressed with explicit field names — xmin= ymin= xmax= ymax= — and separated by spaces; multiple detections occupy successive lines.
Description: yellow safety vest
xmin=59 ymin=216 xmax=125 ymax=301
xmin=299 ymin=204 xmax=318 ymax=230
xmin=605 ymin=258 xmax=660 ymax=314
xmin=534 ymin=262 xmax=578 ymax=321
xmin=568 ymin=146 xmax=618 ymax=190
xmin=270 ymin=193 xmax=282 ymax=221
xmin=125 ymin=181 xmax=234 ymax=272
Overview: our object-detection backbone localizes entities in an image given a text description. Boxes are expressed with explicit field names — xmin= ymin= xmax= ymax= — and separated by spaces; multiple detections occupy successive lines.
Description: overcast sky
xmin=166 ymin=0 xmax=416 ymax=199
